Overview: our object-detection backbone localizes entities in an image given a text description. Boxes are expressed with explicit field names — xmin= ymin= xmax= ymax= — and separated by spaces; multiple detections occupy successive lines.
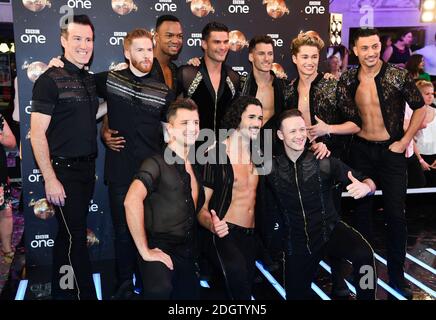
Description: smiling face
xmin=167 ymin=108 xmax=200 ymax=147
xmin=155 ymin=21 xmax=183 ymax=57
xmin=125 ymin=37 xmax=153 ymax=75
xmin=238 ymin=104 xmax=263 ymax=140
xmin=353 ymin=34 xmax=381 ymax=68
xmin=249 ymin=42 xmax=274 ymax=73
xmin=277 ymin=115 xmax=307 ymax=152
xmin=61 ymin=22 xmax=94 ymax=68
xmin=202 ymin=31 xmax=230 ymax=63
xmin=292 ymin=45 xmax=319 ymax=77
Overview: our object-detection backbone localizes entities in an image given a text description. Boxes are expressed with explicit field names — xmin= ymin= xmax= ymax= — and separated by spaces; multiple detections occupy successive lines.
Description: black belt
xmin=227 ymin=222 xmax=255 ymax=236
xmin=353 ymin=135 xmax=395 ymax=147
xmin=52 ymin=153 xmax=97 ymax=163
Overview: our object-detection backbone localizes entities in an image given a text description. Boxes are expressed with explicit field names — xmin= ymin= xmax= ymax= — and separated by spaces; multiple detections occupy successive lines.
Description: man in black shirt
xmin=30 ymin=15 xmax=98 ymax=300
xmin=104 ymin=15 xmax=183 ymax=151
xmin=336 ymin=28 xmax=426 ymax=299
xmin=265 ymin=109 xmax=377 ymax=300
xmin=94 ymin=29 xmax=174 ymax=298
xmin=124 ymin=98 xmax=204 ymax=299
xmin=177 ymin=22 xmax=240 ymax=137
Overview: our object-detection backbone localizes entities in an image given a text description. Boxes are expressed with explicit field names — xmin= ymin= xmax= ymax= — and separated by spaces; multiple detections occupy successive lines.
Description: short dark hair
xmin=221 ymin=96 xmax=262 ymax=130
xmin=166 ymin=98 xmax=198 ymax=122
xmin=156 ymin=15 xmax=180 ymax=31
xmin=202 ymin=21 xmax=229 ymax=41
xmin=277 ymin=109 xmax=303 ymax=129
xmin=248 ymin=35 xmax=274 ymax=53
xmin=60 ymin=14 xmax=95 ymax=39
xmin=353 ymin=28 xmax=380 ymax=46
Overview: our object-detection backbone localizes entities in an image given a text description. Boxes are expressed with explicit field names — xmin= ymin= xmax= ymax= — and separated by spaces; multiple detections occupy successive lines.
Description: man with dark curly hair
xmin=198 ymin=96 xmax=263 ymax=300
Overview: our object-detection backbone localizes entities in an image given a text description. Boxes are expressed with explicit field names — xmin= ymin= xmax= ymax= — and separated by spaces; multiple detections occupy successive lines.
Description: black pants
xmin=137 ymin=240 xmax=199 ymax=300
xmin=209 ymin=224 xmax=256 ymax=300
xmin=422 ymin=154 xmax=436 ymax=187
xmin=285 ymin=221 xmax=376 ymax=300
xmin=108 ymin=183 xmax=141 ymax=288
xmin=350 ymin=136 xmax=408 ymax=286
xmin=51 ymin=160 xmax=97 ymax=300
xmin=407 ymin=154 xmax=426 ymax=188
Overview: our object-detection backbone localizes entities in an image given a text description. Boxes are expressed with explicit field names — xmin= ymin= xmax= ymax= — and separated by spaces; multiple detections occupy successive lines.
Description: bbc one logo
xmin=232 ymin=66 xmax=248 ymax=77
xmin=187 ymin=33 xmax=202 ymax=47
xmin=154 ymin=0 xmax=177 ymax=12
xmin=66 ymin=0 xmax=92 ymax=9
xmin=228 ymin=0 xmax=250 ymax=14
xmin=267 ymin=33 xmax=283 ymax=47
xmin=28 ymin=169 xmax=43 ymax=183
xmin=109 ymin=32 xmax=127 ymax=46
xmin=305 ymin=1 xmax=326 ymax=14
xmin=20 ymin=29 xmax=46 ymax=44
xmin=31 ymin=234 xmax=54 ymax=249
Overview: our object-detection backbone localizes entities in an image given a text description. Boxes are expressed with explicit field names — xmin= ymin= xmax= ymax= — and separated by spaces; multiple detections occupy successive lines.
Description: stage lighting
xmin=421 ymin=0 xmax=436 ymax=22
xmin=330 ymin=13 xmax=342 ymax=45
xmin=0 ymin=43 xmax=9 ymax=53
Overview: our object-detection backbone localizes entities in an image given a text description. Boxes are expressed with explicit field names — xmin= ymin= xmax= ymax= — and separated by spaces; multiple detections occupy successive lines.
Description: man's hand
xmin=48 ymin=56 xmax=64 ymax=68
xmin=141 ymin=248 xmax=174 ymax=270
xmin=389 ymin=140 xmax=407 ymax=154
xmin=211 ymin=209 xmax=229 ymax=238
xmin=308 ymin=115 xmax=330 ymax=138
xmin=430 ymin=160 xmax=436 ymax=170
xmin=45 ymin=177 xmax=66 ymax=206
xmin=311 ymin=142 xmax=331 ymax=160
xmin=419 ymin=158 xmax=431 ymax=171
xmin=187 ymin=57 xmax=201 ymax=67
xmin=102 ymin=127 xmax=125 ymax=152
xmin=346 ymin=171 xmax=371 ymax=199
xmin=323 ymin=73 xmax=336 ymax=80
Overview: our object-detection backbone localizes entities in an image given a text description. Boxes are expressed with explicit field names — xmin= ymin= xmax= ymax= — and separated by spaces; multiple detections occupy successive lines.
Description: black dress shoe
xmin=111 ymin=280 xmax=134 ymax=300
xmin=389 ymin=282 xmax=414 ymax=300
xmin=331 ymin=287 xmax=351 ymax=300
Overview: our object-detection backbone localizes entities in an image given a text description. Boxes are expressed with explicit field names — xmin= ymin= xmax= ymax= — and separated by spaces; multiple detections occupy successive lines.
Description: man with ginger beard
xmin=93 ymin=29 xmax=174 ymax=299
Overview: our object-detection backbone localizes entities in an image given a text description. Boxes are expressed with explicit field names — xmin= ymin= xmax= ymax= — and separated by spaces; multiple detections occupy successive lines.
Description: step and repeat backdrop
xmin=13 ymin=0 xmax=329 ymax=267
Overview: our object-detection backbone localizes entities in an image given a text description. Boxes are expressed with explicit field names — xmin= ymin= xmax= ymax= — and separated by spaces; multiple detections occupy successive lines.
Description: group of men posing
xmin=29 ymin=14 xmax=426 ymax=300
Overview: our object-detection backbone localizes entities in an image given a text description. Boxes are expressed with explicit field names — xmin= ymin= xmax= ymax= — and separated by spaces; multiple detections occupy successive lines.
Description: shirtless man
xmin=198 ymin=96 xmax=262 ymax=300
xmin=337 ymin=28 xmax=426 ymax=299
xmin=240 ymin=35 xmax=290 ymax=155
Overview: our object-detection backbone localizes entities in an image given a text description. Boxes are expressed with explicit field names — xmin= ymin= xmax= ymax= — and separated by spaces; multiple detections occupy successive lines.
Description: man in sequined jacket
xmin=336 ymin=28 xmax=426 ymax=299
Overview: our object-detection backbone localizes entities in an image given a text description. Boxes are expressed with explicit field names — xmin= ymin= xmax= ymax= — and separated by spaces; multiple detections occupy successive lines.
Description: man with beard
xmin=177 ymin=22 xmax=240 ymax=138
xmin=124 ymin=98 xmax=204 ymax=299
xmin=198 ymin=96 xmax=263 ymax=300
xmin=337 ymin=28 xmax=426 ymax=299
xmin=104 ymin=15 xmax=183 ymax=151
xmin=93 ymin=29 xmax=174 ymax=299
xmin=47 ymin=28 xmax=174 ymax=299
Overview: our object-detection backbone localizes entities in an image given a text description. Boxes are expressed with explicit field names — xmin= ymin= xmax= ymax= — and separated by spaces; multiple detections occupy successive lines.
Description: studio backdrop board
xmin=13 ymin=0 xmax=329 ymax=267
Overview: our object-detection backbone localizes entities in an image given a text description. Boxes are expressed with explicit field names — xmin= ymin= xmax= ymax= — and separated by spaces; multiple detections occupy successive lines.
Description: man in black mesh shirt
xmin=336 ymin=28 xmax=426 ymax=299
xmin=124 ymin=98 xmax=204 ymax=300
xmin=30 ymin=15 xmax=98 ymax=300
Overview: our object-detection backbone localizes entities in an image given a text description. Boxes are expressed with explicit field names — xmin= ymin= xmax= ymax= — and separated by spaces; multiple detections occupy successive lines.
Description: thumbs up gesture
xmin=308 ymin=115 xmax=330 ymax=138
xmin=346 ymin=171 xmax=371 ymax=199
xmin=210 ymin=209 xmax=229 ymax=238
